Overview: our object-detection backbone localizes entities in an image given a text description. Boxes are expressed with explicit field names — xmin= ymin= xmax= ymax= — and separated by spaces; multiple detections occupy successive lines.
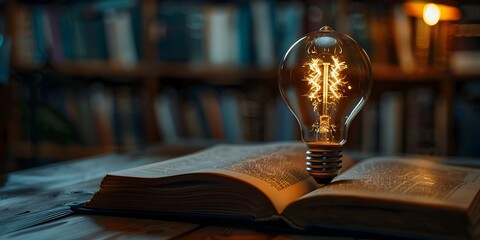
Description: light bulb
xmin=278 ymin=26 xmax=372 ymax=184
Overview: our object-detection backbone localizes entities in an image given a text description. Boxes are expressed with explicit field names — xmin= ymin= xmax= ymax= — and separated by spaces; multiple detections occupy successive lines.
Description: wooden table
xmin=2 ymin=144 xmax=353 ymax=240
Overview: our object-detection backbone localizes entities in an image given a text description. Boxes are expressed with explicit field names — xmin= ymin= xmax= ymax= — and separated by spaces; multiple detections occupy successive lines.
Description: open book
xmin=80 ymin=142 xmax=480 ymax=239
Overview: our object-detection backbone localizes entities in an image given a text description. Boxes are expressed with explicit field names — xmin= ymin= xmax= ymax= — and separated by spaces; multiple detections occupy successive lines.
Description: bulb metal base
xmin=306 ymin=144 xmax=343 ymax=184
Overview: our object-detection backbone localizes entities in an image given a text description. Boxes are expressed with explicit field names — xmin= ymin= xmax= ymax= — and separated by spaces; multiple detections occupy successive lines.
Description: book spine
xmin=454 ymin=82 xmax=480 ymax=156
xmin=250 ymin=0 xmax=276 ymax=69
xmin=405 ymin=88 xmax=437 ymax=155
xmin=392 ymin=4 xmax=415 ymax=73
xmin=89 ymin=83 xmax=115 ymax=147
xmin=0 ymin=12 xmax=11 ymax=84
xmin=276 ymin=2 xmax=304 ymax=61
xmin=154 ymin=88 xmax=182 ymax=143
xmin=10 ymin=4 xmax=39 ymax=67
xmin=31 ymin=6 xmax=48 ymax=65
xmin=236 ymin=3 xmax=253 ymax=67
xmin=44 ymin=6 xmax=65 ymax=64
xmin=188 ymin=87 xmax=211 ymax=139
xmin=156 ymin=2 xmax=190 ymax=62
xmin=104 ymin=10 xmax=138 ymax=67
xmin=204 ymin=5 xmax=236 ymax=67
xmin=379 ymin=92 xmax=404 ymax=154
xmin=220 ymin=89 xmax=243 ymax=143
xmin=199 ymin=88 xmax=225 ymax=140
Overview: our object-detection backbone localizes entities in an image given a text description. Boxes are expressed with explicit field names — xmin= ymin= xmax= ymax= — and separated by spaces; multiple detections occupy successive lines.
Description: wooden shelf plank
xmin=55 ymin=61 xmax=148 ymax=78
xmin=372 ymin=64 xmax=446 ymax=82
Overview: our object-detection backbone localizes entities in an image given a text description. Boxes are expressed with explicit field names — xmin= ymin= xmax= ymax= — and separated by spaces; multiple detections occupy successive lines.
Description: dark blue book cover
xmin=157 ymin=2 xmax=190 ymax=62
xmin=32 ymin=6 xmax=48 ymax=65
xmin=81 ymin=5 xmax=109 ymax=60
xmin=455 ymin=83 xmax=480 ymax=157
xmin=0 ymin=14 xmax=11 ymax=84
xmin=236 ymin=2 xmax=254 ymax=67
xmin=59 ymin=6 xmax=75 ymax=60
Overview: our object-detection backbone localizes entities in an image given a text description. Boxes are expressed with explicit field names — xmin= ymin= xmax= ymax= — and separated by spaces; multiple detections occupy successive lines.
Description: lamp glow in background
xmin=403 ymin=2 xmax=461 ymax=22
xmin=279 ymin=26 xmax=372 ymax=184
xmin=423 ymin=3 xmax=441 ymax=26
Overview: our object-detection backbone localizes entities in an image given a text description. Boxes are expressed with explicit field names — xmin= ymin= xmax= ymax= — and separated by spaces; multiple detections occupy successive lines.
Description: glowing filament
xmin=304 ymin=56 xmax=347 ymax=139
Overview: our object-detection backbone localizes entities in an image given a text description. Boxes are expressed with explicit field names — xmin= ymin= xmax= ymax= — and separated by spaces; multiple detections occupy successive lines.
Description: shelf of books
xmin=2 ymin=0 xmax=479 ymax=172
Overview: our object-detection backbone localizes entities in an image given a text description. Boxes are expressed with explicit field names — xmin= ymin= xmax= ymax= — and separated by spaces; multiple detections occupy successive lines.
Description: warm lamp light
xmin=403 ymin=1 xmax=461 ymax=22
xmin=423 ymin=3 xmax=441 ymax=26
xmin=278 ymin=26 xmax=372 ymax=184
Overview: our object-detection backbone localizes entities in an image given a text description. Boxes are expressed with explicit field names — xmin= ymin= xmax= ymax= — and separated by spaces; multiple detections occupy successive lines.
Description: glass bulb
xmin=278 ymin=26 xmax=372 ymax=183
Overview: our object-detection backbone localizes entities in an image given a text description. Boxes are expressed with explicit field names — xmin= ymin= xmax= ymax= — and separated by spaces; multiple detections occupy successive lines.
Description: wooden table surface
xmin=1 ymin=144 xmax=356 ymax=240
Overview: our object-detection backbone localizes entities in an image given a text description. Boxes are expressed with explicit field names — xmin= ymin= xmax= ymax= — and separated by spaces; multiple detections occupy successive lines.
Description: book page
xmin=109 ymin=142 xmax=318 ymax=213
xmin=221 ymin=147 xmax=310 ymax=192
xmin=218 ymin=144 xmax=319 ymax=213
xmin=111 ymin=142 xmax=303 ymax=181
xmin=304 ymin=157 xmax=480 ymax=209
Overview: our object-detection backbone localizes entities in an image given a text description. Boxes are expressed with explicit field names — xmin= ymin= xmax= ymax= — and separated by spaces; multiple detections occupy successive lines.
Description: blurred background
xmin=0 ymin=0 xmax=479 ymax=172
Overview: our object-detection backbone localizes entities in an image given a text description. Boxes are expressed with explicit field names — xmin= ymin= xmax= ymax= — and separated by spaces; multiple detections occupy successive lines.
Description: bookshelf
xmin=1 ymin=0 xmax=479 ymax=172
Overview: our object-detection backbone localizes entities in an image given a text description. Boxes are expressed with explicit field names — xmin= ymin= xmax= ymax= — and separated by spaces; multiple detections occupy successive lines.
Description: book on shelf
xmin=405 ymin=88 xmax=438 ymax=155
xmin=392 ymin=4 xmax=415 ymax=73
xmin=263 ymin=96 xmax=297 ymax=142
xmin=9 ymin=3 xmax=40 ymax=68
xmin=219 ymin=89 xmax=244 ymax=143
xmin=450 ymin=23 xmax=480 ymax=75
xmin=198 ymin=88 xmax=224 ymax=140
xmin=0 ymin=13 xmax=11 ymax=84
xmin=276 ymin=1 xmax=304 ymax=61
xmin=204 ymin=4 xmax=238 ymax=67
xmin=454 ymin=82 xmax=480 ymax=157
xmin=154 ymin=87 xmax=182 ymax=143
xmin=9 ymin=1 xmax=140 ymax=66
xmin=379 ymin=91 xmax=404 ymax=154
xmin=250 ymin=0 xmax=276 ymax=69
xmin=181 ymin=101 xmax=203 ymax=140
xmin=156 ymin=1 xmax=193 ymax=63
xmin=359 ymin=101 xmax=378 ymax=152
xmin=103 ymin=9 xmax=138 ymax=67
xmin=239 ymin=88 xmax=265 ymax=142
xmin=89 ymin=83 xmax=115 ymax=147
xmin=113 ymin=86 xmax=144 ymax=149
xmin=76 ymin=142 xmax=480 ymax=239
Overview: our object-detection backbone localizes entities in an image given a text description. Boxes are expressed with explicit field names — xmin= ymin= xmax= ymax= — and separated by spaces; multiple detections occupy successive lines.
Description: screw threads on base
xmin=306 ymin=145 xmax=343 ymax=184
